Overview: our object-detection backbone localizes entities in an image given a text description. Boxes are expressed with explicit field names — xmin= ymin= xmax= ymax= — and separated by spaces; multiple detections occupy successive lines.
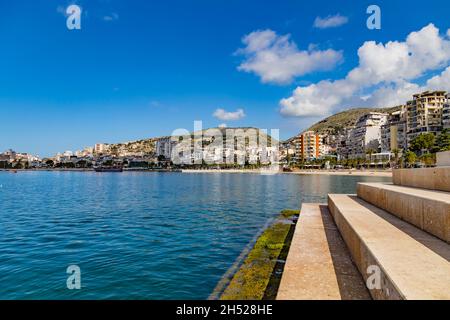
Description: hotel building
xmin=406 ymin=91 xmax=446 ymax=143
xmin=347 ymin=112 xmax=388 ymax=158
xmin=443 ymin=93 xmax=450 ymax=130
xmin=293 ymin=131 xmax=322 ymax=161
xmin=381 ymin=106 xmax=407 ymax=153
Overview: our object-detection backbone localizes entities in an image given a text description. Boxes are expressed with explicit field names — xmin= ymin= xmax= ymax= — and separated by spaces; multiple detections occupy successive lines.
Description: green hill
xmin=304 ymin=106 xmax=402 ymax=135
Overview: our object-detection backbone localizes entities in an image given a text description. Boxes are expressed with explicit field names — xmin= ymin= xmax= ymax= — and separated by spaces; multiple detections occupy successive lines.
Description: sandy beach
xmin=181 ymin=169 xmax=393 ymax=177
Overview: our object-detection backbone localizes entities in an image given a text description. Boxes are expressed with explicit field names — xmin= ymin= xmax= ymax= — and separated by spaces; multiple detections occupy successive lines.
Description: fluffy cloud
xmin=280 ymin=24 xmax=450 ymax=117
xmin=213 ymin=108 xmax=246 ymax=121
xmin=313 ymin=14 xmax=348 ymax=29
xmin=236 ymin=30 xmax=343 ymax=84
xmin=426 ymin=66 xmax=450 ymax=91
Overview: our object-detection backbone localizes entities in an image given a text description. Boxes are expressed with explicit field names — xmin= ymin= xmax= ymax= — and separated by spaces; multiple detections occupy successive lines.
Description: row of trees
xmin=287 ymin=130 xmax=450 ymax=169
xmin=400 ymin=129 xmax=450 ymax=168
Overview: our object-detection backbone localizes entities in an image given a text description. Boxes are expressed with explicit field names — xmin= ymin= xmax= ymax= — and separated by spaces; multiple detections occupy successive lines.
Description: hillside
xmin=107 ymin=138 xmax=158 ymax=156
xmin=304 ymin=106 xmax=402 ymax=135
xmin=102 ymin=127 xmax=277 ymax=156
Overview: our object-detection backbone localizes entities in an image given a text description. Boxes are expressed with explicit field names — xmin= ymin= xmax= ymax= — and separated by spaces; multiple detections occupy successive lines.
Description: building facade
xmin=155 ymin=136 xmax=178 ymax=160
xmin=406 ymin=91 xmax=446 ymax=143
xmin=94 ymin=143 xmax=110 ymax=155
xmin=293 ymin=131 xmax=322 ymax=161
xmin=381 ymin=106 xmax=407 ymax=153
xmin=347 ymin=112 xmax=388 ymax=159
xmin=443 ymin=93 xmax=450 ymax=130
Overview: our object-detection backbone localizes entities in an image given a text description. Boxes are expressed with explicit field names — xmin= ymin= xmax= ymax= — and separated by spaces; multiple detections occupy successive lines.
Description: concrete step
xmin=357 ymin=183 xmax=450 ymax=243
xmin=277 ymin=203 xmax=370 ymax=300
xmin=393 ymin=167 xmax=450 ymax=192
xmin=328 ymin=194 xmax=450 ymax=300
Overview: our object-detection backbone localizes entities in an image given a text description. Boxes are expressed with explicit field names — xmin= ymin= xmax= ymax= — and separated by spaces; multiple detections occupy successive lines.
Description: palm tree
xmin=392 ymin=148 xmax=400 ymax=168
xmin=366 ymin=148 xmax=376 ymax=168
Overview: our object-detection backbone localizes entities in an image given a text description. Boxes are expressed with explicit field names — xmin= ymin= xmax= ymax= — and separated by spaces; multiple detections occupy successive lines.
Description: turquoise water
xmin=0 ymin=171 xmax=390 ymax=299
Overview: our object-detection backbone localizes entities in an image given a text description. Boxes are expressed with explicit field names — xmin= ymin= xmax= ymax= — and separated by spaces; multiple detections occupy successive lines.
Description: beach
xmin=181 ymin=169 xmax=393 ymax=177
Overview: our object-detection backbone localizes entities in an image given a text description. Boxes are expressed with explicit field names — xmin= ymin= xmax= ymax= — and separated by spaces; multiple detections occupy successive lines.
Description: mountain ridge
xmin=303 ymin=106 xmax=402 ymax=135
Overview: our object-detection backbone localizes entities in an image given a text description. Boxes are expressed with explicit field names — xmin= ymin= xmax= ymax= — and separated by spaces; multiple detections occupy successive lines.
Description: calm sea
xmin=0 ymin=171 xmax=390 ymax=299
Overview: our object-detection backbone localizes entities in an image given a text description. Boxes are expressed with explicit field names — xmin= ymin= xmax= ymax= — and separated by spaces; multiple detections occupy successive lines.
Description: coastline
xmin=181 ymin=169 xmax=393 ymax=177
xmin=287 ymin=170 xmax=393 ymax=177
xmin=0 ymin=168 xmax=393 ymax=177
xmin=217 ymin=210 xmax=299 ymax=300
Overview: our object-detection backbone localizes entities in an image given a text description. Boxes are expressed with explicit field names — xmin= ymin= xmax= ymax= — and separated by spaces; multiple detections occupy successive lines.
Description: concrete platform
xmin=437 ymin=151 xmax=450 ymax=167
xmin=328 ymin=194 xmax=450 ymax=300
xmin=276 ymin=203 xmax=370 ymax=300
xmin=357 ymin=183 xmax=450 ymax=243
xmin=393 ymin=167 xmax=450 ymax=192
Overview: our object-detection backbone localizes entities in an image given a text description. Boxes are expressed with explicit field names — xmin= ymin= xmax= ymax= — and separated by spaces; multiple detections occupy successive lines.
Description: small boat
xmin=94 ymin=166 xmax=123 ymax=172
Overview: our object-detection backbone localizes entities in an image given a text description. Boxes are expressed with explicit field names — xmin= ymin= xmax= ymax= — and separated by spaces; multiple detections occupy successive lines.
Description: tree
xmin=392 ymin=148 xmax=400 ymax=167
xmin=419 ymin=153 xmax=435 ymax=167
xmin=436 ymin=129 xmax=450 ymax=152
xmin=409 ymin=133 xmax=435 ymax=154
xmin=366 ymin=148 xmax=376 ymax=165
xmin=404 ymin=150 xmax=417 ymax=168
xmin=76 ymin=160 xmax=87 ymax=168
xmin=45 ymin=159 xmax=54 ymax=167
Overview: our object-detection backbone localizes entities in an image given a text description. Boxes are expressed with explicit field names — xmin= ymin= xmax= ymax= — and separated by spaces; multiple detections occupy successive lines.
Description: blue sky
xmin=1 ymin=0 xmax=449 ymax=156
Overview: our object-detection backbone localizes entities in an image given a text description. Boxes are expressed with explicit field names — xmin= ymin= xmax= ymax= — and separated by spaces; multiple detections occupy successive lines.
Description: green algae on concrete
xmin=220 ymin=209 xmax=299 ymax=300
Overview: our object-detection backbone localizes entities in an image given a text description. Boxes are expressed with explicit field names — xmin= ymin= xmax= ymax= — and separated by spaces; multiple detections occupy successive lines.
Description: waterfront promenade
xmin=277 ymin=151 xmax=450 ymax=300
xmin=181 ymin=169 xmax=393 ymax=177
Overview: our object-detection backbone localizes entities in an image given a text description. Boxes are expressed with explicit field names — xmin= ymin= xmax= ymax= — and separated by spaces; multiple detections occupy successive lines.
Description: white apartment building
xmin=347 ymin=112 xmax=388 ymax=159
xmin=336 ymin=127 xmax=353 ymax=160
xmin=94 ymin=143 xmax=110 ymax=154
xmin=406 ymin=91 xmax=446 ymax=143
xmin=155 ymin=137 xmax=178 ymax=160
xmin=443 ymin=93 xmax=450 ymax=130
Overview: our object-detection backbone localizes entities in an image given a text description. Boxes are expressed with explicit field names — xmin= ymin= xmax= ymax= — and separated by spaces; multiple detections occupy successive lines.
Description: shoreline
xmin=0 ymin=168 xmax=393 ymax=177
xmin=181 ymin=169 xmax=393 ymax=177
xmin=216 ymin=210 xmax=299 ymax=300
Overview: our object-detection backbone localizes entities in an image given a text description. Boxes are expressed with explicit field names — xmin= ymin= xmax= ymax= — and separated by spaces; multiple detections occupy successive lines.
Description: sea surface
xmin=0 ymin=171 xmax=391 ymax=299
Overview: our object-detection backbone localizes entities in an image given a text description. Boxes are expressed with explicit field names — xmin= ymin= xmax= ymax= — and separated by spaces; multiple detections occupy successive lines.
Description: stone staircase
xmin=277 ymin=153 xmax=450 ymax=300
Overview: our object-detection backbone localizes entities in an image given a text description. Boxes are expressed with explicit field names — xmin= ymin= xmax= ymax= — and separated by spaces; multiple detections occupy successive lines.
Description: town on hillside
xmin=1 ymin=90 xmax=450 ymax=170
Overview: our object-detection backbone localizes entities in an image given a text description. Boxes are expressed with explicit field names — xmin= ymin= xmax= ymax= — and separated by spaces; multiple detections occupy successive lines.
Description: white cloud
xmin=447 ymin=29 xmax=450 ymax=38
xmin=426 ymin=66 xmax=450 ymax=91
xmin=236 ymin=29 xmax=343 ymax=84
xmin=280 ymin=24 xmax=450 ymax=117
xmin=313 ymin=14 xmax=348 ymax=29
xmin=103 ymin=13 xmax=119 ymax=21
xmin=213 ymin=108 xmax=246 ymax=121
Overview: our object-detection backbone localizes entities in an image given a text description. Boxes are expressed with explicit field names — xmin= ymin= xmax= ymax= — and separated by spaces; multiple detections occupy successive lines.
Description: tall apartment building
xmin=336 ymin=127 xmax=353 ymax=160
xmin=293 ymin=131 xmax=322 ymax=161
xmin=347 ymin=112 xmax=388 ymax=159
xmin=406 ymin=91 xmax=446 ymax=143
xmin=94 ymin=143 xmax=110 ymax=154
xmin=443 ymin=93 xmax=450 ymax=130
xmin=381 ymin=106 xmax=407 ymax=153
xmin=155 ymin=137 xmax=177 ymax=160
